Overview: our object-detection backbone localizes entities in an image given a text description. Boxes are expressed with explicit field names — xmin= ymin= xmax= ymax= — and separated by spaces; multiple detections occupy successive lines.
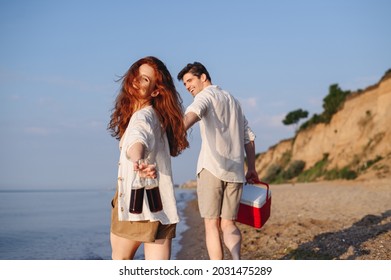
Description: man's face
xmin=182 ymin=73 xmax=205 ymax=97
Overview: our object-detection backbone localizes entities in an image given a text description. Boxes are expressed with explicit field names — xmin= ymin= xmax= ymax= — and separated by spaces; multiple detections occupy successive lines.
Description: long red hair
xmin=108 ymin=56 xmax=189 ymax=157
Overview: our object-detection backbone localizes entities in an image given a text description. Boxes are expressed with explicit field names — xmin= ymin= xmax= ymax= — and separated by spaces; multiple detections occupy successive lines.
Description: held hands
xmin=133 ymin=160 xmax=157 ymax=179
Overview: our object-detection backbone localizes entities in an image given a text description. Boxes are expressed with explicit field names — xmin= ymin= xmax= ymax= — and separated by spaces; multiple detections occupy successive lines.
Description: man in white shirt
xmin=177 ymin=62 xmax=260 ymax=260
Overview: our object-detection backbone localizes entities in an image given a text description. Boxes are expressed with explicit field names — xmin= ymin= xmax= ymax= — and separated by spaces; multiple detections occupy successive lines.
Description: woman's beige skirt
xmin=110 ymin=191 xmax=176 ymax=242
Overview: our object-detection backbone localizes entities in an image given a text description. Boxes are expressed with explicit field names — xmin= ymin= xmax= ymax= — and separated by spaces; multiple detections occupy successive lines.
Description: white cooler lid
xmin=240 ymin=184 xmax=271 ymax=207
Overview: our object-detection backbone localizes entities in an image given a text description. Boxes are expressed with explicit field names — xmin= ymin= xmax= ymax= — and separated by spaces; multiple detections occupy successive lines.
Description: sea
xmin=0 ymin=188 xmax=196 ymax=260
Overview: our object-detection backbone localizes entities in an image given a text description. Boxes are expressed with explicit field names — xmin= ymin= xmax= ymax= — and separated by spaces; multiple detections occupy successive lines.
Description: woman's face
xmin=132 ymin=63 xmax=157 ymax=98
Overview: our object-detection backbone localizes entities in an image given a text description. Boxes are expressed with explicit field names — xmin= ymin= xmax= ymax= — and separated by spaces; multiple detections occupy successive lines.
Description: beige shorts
xmin=110 ymin=191 xmax=176 ymax=243
xmin=197 ymin=169 xmax=243 ymax=220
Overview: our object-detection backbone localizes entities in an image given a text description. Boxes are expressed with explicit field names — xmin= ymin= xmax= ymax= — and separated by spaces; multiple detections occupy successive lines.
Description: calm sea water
xmin=0 ymin=188 xmax=195 ymax=260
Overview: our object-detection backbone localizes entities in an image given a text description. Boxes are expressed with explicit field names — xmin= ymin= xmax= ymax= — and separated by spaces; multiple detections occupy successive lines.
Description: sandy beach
xmin=176 ymin=178 xmax=391 ymax=260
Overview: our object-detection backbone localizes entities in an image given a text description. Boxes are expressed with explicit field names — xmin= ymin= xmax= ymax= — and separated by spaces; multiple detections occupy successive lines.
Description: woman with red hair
xmin=108 ymin=56 xmax=189 ymax=259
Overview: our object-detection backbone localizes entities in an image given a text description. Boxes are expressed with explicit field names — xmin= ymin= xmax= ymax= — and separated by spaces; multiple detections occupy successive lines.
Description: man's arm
xmin=184 ymin=112 xmax=200 ymax=130
xmin=244 ymin=141 xmax=260 ymax=184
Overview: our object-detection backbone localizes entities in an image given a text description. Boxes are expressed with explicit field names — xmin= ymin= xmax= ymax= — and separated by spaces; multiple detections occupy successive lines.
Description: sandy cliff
xmin=255 ymin=73 xmax=391 ymax=182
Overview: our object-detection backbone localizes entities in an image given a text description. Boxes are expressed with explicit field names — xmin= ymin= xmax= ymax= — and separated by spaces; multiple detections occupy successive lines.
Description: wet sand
xmin=176 ymin=178 xmax=391 ymax=260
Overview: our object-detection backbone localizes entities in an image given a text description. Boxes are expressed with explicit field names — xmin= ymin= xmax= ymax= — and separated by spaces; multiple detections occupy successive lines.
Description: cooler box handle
xmin=246 ymin=179 xmax=270 ymax=198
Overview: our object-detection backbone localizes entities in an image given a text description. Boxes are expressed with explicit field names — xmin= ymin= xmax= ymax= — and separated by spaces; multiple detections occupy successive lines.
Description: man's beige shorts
xmin=197 ymin=168 xmax=243 ymax=220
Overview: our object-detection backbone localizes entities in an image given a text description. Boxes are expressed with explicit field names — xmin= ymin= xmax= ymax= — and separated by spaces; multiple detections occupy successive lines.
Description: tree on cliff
xmin=282 ymin=108 xmax=309 ymax=131
xmin=300 ymin=83 xmax=351 ymax=130
xmin=322 ymin=84 xmax=350 ymax=122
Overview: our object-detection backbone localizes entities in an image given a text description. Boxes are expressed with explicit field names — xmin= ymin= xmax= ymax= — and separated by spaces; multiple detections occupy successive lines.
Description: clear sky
xmin=1 ymin=0 xmax=390 ymax=189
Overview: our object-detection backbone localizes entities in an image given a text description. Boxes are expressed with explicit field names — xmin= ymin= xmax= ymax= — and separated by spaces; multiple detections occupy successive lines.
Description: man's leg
xmin=204 ymin=218 xmax=223 ymax=260
xmin=221 ymin=219 xmax=241 ymax=260
xmin=197 ymin=169 xmax=224 ymax=259
xmin=220 ymin=181 xmax=243 ymax=260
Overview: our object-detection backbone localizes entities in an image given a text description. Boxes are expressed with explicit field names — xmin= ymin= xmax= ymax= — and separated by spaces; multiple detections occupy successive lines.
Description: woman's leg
xmin=144 ymin=238 xmax=172 ymax=260
xmin=110 ymin=232 xmax=141 ymax=260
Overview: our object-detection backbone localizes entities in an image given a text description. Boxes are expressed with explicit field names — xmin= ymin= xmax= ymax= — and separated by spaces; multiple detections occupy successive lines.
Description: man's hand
xmin=245 ymin=169 xmax=260 ymax=184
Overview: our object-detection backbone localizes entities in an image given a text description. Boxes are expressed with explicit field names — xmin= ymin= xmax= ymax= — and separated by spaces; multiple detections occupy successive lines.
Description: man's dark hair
xmin=177 ymin=62 xmax=212 ymax=83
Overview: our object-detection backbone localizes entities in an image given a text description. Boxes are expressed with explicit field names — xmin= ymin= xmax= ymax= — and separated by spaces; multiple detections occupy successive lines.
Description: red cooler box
xmin=237 ymin=182 xmax=271 ymax=228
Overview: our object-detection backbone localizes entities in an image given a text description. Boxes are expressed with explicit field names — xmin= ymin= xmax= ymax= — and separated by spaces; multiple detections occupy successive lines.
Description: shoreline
xmin=176 ymin=196 xmax=208 ymax=260
xmin=176 ymin=178 xmax=391 ymax=260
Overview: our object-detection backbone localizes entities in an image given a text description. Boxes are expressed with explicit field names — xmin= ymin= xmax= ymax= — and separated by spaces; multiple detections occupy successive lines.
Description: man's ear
xmin=201 ymin=73 xmax=207 ymax=82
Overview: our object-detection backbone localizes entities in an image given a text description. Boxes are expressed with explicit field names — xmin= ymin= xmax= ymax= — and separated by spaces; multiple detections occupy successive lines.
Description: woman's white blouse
xmin=116 ymin=106 xmax=179 ymax=224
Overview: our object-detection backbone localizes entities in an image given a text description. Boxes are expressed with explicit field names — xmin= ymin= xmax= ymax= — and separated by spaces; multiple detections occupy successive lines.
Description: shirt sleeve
xmin=243 ymin=115 xmax=256 ymax=144
xmin=125 ymin=116 xmax=154 ymax=159
xmin=185 ymin=91 xmax=211 ymax=119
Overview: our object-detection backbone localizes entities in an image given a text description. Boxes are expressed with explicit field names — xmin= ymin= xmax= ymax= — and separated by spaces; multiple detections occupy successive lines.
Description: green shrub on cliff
xmin=283 ymin=160 xmax=306 ymax=180
xmin=299 ymin=83 xmax=350 ymax=131
xmin=324 ymin=167 xmax=357 ymax=180
xmin=297 ymin=154 xmax=329 ymax=182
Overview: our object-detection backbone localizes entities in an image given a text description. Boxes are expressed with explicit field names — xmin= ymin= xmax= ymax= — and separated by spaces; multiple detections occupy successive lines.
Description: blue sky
xmin=1 ymin=0 xmax=390 ymax=189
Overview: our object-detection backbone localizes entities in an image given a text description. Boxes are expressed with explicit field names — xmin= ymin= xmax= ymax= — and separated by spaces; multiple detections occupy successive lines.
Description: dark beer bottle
xmin=129 ymin=169 xmax=144 ymax=214
xmin=145 ymin=165 xmax=163 ymax=212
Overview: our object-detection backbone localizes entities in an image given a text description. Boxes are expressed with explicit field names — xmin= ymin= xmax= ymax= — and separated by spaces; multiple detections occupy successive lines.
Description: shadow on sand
xmin=281 ymin=210 xmax=391 ymax=260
